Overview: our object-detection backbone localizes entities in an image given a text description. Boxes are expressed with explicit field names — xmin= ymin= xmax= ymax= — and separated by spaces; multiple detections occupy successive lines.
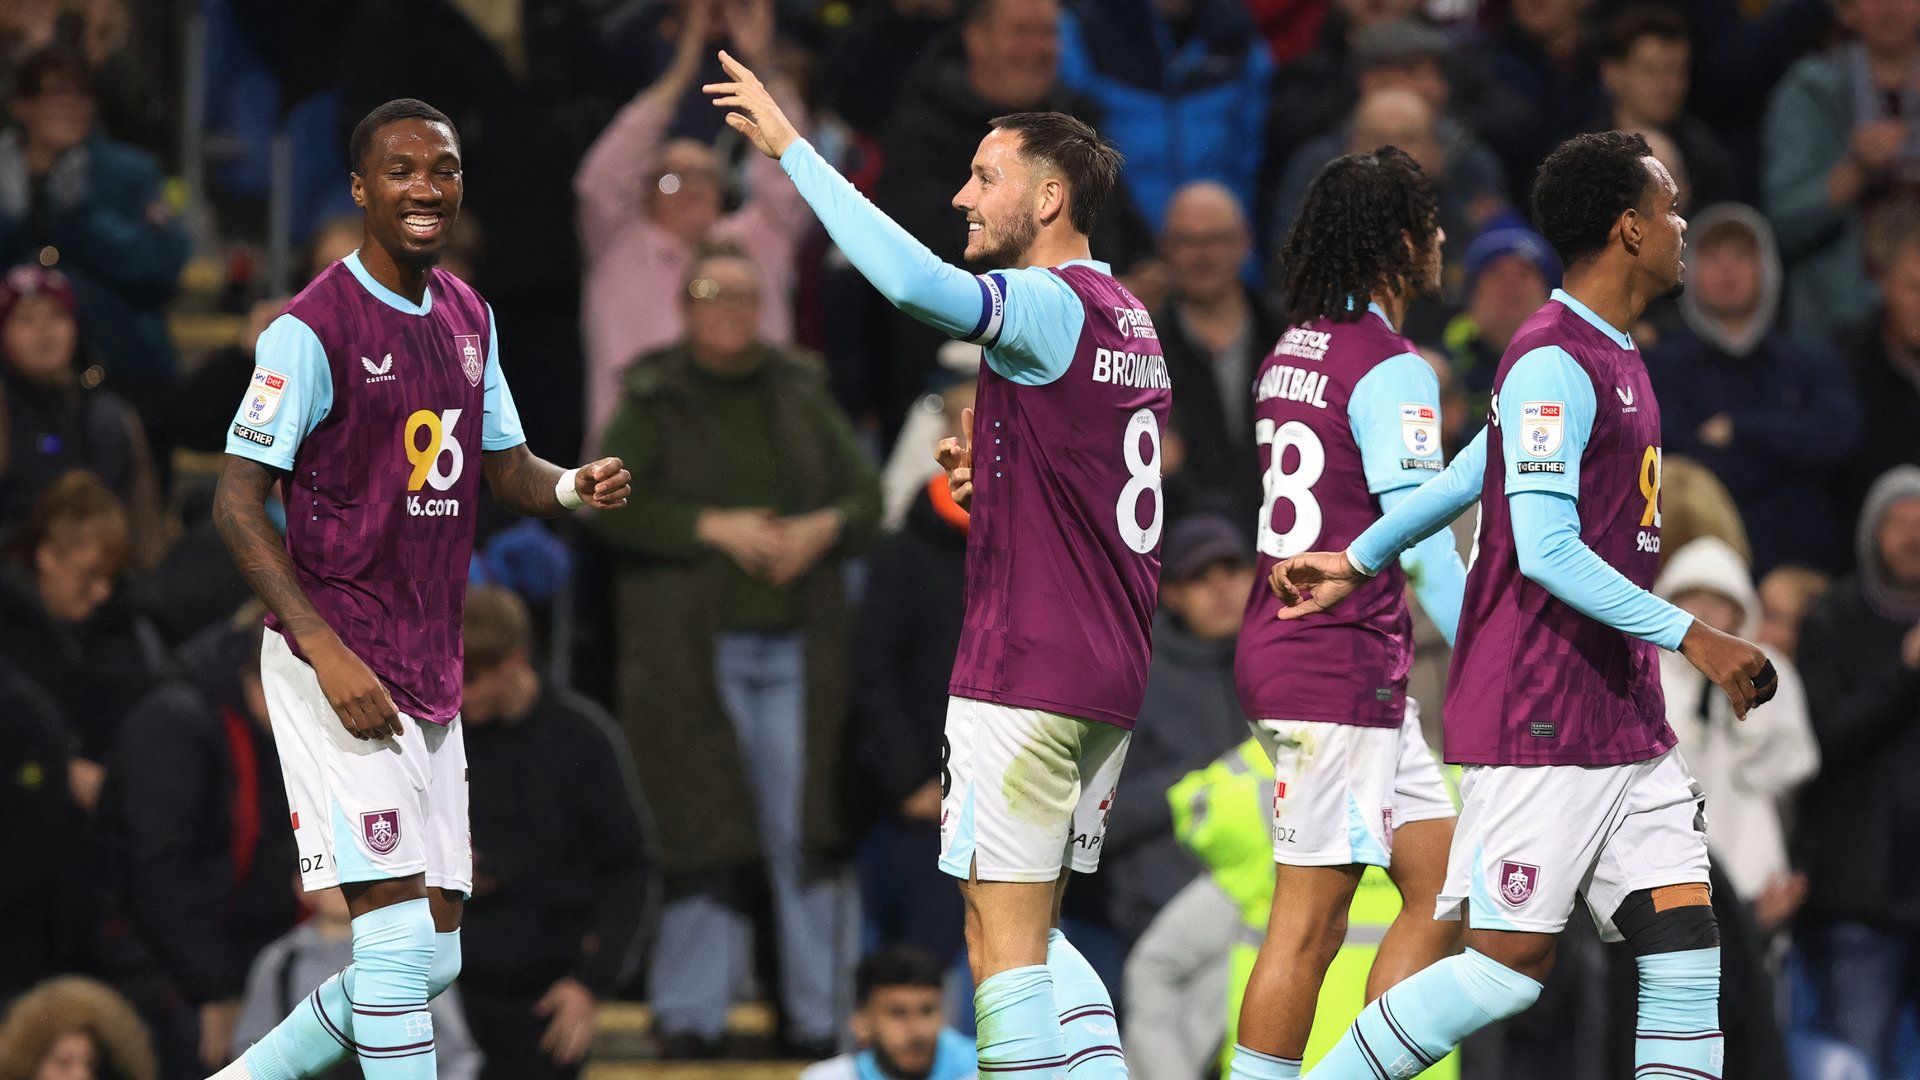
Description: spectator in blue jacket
xmin=1645 ymin=203 xmax=1860 ymax=574
xmin=0 ymin=48 xmax=188 ymax=425
xmin=1057 ymin=0 xmax=1274 ymax=235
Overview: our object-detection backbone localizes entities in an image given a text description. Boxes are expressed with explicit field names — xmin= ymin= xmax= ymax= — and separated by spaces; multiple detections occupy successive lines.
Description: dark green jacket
xmin=588 ymin=343 xmax=880 ymax=873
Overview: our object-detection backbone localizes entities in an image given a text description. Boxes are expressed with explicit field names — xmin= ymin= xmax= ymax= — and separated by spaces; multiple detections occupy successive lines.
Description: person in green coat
xmin=587 ymin=245 xmax=881 ymax=1058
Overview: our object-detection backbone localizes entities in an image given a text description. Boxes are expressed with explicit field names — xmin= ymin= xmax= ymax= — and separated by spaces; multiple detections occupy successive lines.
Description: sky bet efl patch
xmin=1400 ymin=402 xmax=1440 ymax=457
xmin=1521 ymin=401 xmax=1565 ymax=458
xmin=245 ymin=367 xmax=287 ymax=426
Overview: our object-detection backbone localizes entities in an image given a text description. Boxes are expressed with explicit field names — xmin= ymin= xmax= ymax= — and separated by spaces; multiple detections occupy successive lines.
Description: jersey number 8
xmin=1117 ymin=408 xmax=1165 ymax=554
xmin=1255 ymin=418 xmax=1326 ymax=558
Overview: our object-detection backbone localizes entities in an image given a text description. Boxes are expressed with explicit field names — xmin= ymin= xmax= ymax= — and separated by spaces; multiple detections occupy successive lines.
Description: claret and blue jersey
xmin=223 ymin=251 xmax=527 ymax=724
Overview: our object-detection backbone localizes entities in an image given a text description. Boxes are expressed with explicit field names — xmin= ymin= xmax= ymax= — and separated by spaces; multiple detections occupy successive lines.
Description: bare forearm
xmin=213 ymin=458 xmax=333 ymax=643
xmin=484 ymin=445 xmax=568 ymax=517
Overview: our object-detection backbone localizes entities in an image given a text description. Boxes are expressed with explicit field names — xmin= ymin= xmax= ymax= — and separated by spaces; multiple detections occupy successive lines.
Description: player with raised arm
xmin=708 ymin=52 xmax=1167 ymax=1079
xmin=1226 ymin=147 xmax=1467 ymax=1080
xmin=209 ymin=99 xmax=630 ymax=1080
xmin=1270 ymin=132 xmax=1777 ymax=1080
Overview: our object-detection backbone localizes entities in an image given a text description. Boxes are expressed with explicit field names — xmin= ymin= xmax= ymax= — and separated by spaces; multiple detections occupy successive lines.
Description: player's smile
xmin=400 ymin=208 xmax=446 ymax=243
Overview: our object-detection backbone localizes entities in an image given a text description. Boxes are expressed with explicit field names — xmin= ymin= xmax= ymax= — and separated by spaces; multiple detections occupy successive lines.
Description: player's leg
xmin=420 ymin=721 xmax=470 ymax=1003
xmin=940 ymin=699 xmax=1082 ymax=1077
xmin=1046 ymin=723 xmax=1128 ymax=1077
xmin=1303 ymin=762 xmax=1630 ymax=1077
xmin=1587 ymin=750 xmax=1722 ymax=1078
xmin=1370 ymin=706 xmax=1461 ymax=999
xmin=1230 ymin=718 xmax=1390 ymax=1078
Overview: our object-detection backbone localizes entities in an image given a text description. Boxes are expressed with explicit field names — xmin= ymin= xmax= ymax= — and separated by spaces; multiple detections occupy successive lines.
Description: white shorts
xmin=938 ymin=697 xmax=1130 ymax=883
xmin=1251 ymin=701 xmax=1456 ymax=868
xmin=262 ymin=631 xmax=472 ymax=894
xmin=1437 ymin=748 xmax=1709 ymax=940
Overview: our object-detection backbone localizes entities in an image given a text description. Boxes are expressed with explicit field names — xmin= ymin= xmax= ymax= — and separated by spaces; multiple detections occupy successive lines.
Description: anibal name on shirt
xmin=1254 ymin=363 xmax=1330 ymax=409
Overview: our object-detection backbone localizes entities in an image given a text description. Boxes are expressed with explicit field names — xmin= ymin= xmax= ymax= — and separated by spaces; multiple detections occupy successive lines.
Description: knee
xmin=352 ymin=898 xmax=437 ymax=982
xmin=1265 ymin=905 xmax=1350 ymax=967
xmin=428 ymin=930 xmax=462 ymax=999
xmin=1614 ymin=885 xmax=1720 ymax=959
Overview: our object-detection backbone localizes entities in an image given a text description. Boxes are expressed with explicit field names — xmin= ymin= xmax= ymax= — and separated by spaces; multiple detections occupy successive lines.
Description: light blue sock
xmin=241 ymin=927 xmax=460 ymax=1078
xmin=1046 ymin=929 xmax=1123 ymax=1076
xmin=1635 ymin=948 xmax=1722 ymax=1078
xmin=346 ymin=898 xmax=437 ymax=1078
xmin=1229 ymin=1043 xmax=1303 ymax=1078
xmin=975 ymin=965 xmax=1069 ymax=1077
xmin=1304 ymin=949 xmax=1540 ymax=1079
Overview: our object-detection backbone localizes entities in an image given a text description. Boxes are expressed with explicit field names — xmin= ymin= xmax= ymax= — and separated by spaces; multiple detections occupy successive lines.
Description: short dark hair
xmin=9 ymin=470 xmax=128 ymax=569
xmin=1276 ymin=145 xmax=1440 ymax=325
xmin=988 ymin=112 xmax=1123 ymax=237
xmin=1531 ymin=131 xmax=1656 ymax=268
xmin=13 ymin=47 xmax=90 ymax=102
xmin=1602 ymin=4 xmax=1690 ymax=63
xmin=462 ymin=585 xmax=532 ymax=675
xmin=349 ymin=98 xmax=458 ymax=175
xmin=854 ymin=948 xmax=945 ymax=1006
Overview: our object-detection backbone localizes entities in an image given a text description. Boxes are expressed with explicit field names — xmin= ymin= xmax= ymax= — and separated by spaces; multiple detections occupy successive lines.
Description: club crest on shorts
xmin=362 ymin=809 xmax=401 ymax=855
xmin=1499 ymin=861 xmax=1540 ymax=906
xmin=455 ymin=334 xmax=483 ymax=387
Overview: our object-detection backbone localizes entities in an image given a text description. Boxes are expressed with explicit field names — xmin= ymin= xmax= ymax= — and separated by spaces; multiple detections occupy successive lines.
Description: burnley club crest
xmin=455 ymin=334 xmax=483 ymax=387
xmin=362 ymin=809 xmax=402 ymax=855
xmin=1499 ymin=861 xmax=1540 ymax=906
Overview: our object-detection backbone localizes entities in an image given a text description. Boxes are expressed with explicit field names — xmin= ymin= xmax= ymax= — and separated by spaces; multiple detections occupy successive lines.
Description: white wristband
xmin=556 ymin=468 xmax=585 ymax=510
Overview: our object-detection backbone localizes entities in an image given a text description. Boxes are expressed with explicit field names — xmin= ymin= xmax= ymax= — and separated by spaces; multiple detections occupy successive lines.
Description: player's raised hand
xmin=935 ymin=407 xmax=974 ymax=510
xmin=1271 ymin=550 xmax=1367 ymax=620
xmin=575 ymin=457 xmax=631 ymax=510
xmin=307 ymin=635 xmax=404 ymax=740
xmin=1679 ymin=620 xmax=1779 ymax=720
xmin=704 ymin=49 xmax=797 ymax=159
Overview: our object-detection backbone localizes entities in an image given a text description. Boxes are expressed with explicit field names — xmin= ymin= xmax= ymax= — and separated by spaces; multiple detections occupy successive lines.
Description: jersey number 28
xmin=1255 ymin=418 xmax=1326 ymax=558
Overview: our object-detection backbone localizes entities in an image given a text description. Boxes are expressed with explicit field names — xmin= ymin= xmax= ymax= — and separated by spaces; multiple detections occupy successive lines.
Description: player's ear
xmin=1037 ymin=176 xmax=1067 ymax=227
xmin=350 ymin=171 xmax=366 ymax=210
xmin=1618 ymin=208 xmax=1642 ymax=257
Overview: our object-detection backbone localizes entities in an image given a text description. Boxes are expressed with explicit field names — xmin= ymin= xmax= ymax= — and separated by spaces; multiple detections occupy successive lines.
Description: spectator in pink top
xmin=574 ymin=0 xmax=809 ymax=449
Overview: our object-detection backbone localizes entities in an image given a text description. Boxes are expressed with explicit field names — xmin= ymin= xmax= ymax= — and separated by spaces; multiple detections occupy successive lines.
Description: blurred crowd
xmin=3 ymin=0 xmax=1920 ymax=1077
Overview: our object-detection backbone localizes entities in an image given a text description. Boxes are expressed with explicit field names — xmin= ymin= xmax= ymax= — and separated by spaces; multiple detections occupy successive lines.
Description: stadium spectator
xmin=92 ymin=616 xmax=296 ymax=1076
xmin=1103 ymin=514 xmax=1255 ymax=942
xmin=574 ymin=0 xmax=808 ymax=451
xmin=1838 ymin=206 xmax=1920 ymax=528
xmin=1764 ymin=0 xmax=1920 ymax=346
xmin=1596 ymin=5 xmax=1737 ymax=209
xmin=862 ymin=0 xmax=1153 ymax=443
xmin=1154 ymin=181 xmax=1277 ymax=522
xmin=232 ymin=880 xmax=482 ymax=1080
xmin=0 ymin=47 xmax=189 ymax=419
xmin=0 ymin=976 xmax=155 ymax=1080
xmin=851 ymin=389 xmax=969 ymax=961
xmin=1474 ymin=0 xmax=1605 ymax=192
xmin=799 ymin=949 xmax=976 ymax=1080
xmin=1646 ymin=203 xmax=1860 ymax=574
xmin=0 ymin=471 xmax=162 ymax=809
xmin=1757 ymin=564 xmax=1832 ymax=661
xmin=454 ymin=586 xmax=647 ymax=1080
xmin=0 ymin=263 xmax=161 ymax=560
xmin=1055 ymin=0 xmax=1275 ymax=234
xmin=1259 ymin=0 xmax=1445 ymax=163
xmin=0 ymin=657 xmax=79 ymax=1006
xmin=818 ymin=0 xmax=960 ymax=137
xmin=1439 ymin=218 xmax=1558 ymax=433
xmin=1652 ymin=537 xmax=1818 ymax=928
xmin=1657 ymin=456 xmax=1754 ymax=570
xmin=1796 ymin=464 xmax=1920 ymax=1074
xmin=589 ymin=248 xmax=880 ymax=1059
xmin=876 ymin=346 xmax=976 ymax=533
xmin=1271 ymin=85 xmax=1507 ymax=280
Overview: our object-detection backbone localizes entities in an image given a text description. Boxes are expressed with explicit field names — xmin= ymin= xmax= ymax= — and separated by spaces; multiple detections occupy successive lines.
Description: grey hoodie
xmin=1857 ymin=464 xmax=1920 ymax=621
xmin=1677 ymin=203 xmax=1785 ymax=359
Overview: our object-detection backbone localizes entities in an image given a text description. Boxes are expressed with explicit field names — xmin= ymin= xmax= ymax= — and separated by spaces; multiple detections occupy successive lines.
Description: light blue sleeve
xmin=1347 ymin=428 xmax=1487 ymax=575
xmin=1349 ymin=352 xmax=1447 ymax=493
xmin=1510 ymin=490 xmax=1695 ymax=650
xmin=779 ymin=138 xmax=1076 ymax=385
xmin=224 ymin=314 xmax=332 ymax=471
xmin=481 ymin=303 xmax=527 ymax=451
xmin=1497 ymin=346 xmax=1595 ymax=498
xmin=1381 ymin=486 xmax=1467 ymax=648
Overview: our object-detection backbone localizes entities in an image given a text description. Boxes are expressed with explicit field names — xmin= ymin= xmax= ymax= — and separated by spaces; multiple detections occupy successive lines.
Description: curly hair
xmin=1531 ymin=131 xmax=1655 ymax=268
xmin=1276 ymin=146 xmax=1440 ymax=326
xmin=0 ymin=977 xmax=157 ymax=1080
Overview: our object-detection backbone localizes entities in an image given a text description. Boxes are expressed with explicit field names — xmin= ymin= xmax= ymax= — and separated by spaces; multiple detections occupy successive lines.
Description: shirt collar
xmin=1055 ymin=258 xmax=1113 ymax=274
xmin=1366 ymin=301 xmax=1395 ymax=332
xmin=345 ymin=250 xmax=433 ymax=316
xmin=1551 ymin=288 xmax=1632 ymax=350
